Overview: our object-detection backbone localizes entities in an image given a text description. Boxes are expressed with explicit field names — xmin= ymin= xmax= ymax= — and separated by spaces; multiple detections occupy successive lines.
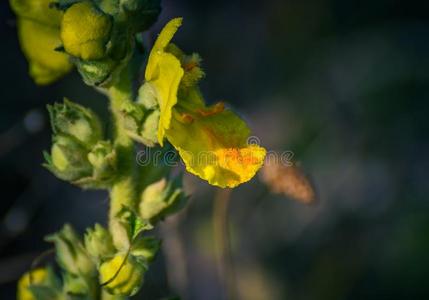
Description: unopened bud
xmin=139 ymin=176 xmax=186 ymax=223
xmin=46 ymin=135 xmax=92 ymax=182
xmin=18 ymin=268 xmax=47 ymax=300
xmin=48 ymin=98 xmax=102 ymax=147
xmin=131 ymin=236 xmax=160 ymax=263
xmin=100 ymin=254 xmax=146 ymax=296
xmin=17 ymin=267 xmax=61 ymax=300
xmin=120 ymin=101 xmax=160 ymax=147
xmin=87 ymin=141 xmax=117 ymax=182
xmin=46 ymin=224 xmax=96 ymax=277
xmin=84 ymin=224 xmax=116 ymax=262
xmin=61 ymin=1 xmax=112 ymax=60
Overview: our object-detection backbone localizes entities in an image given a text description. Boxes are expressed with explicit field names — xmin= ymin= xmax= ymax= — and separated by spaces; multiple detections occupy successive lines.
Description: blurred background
xmin=1 ymin=0 xmax=429 ymax=299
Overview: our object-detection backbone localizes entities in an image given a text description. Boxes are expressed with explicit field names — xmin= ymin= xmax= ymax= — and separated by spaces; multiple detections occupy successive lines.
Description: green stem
xmin=108 ymin=69 xmax=137 ymax=250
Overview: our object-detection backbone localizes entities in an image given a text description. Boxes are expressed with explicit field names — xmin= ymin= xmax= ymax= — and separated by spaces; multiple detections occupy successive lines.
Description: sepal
xmin=45 ymin=224 xmax=96 ymax=277
xmin=130 ymin=236 xmax=160 ymax=263
xmin=44 ymin=135 xmax=92 ymax=182
xmin=119 ymin=101 xmax=160 ymax=147
xmin=47 ymin=99 xmax=102 ymax=147
xmin=84 ymin=224 xmax=116 ymax=263
xmin=139 ymin=176 xmax=187 ymax=223
xmin=75 ymin=141 xmax=118 ymax=189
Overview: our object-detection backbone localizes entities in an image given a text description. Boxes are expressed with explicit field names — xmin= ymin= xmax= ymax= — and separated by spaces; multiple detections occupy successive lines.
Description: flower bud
xmin=84 ymin=224 xmax=116 ymax=262
xmin=99 ymin=254 xmax=146 ymax=296
xmin=61 ymin=1 xmax=112 ymax=60
xmin=87 ymin=141 xmax=117 ymax=179
xmin=62 ymin=273 xmax=91 ymax=296
xmin=73 ymin=140 xmax=118 ymax=189
xmin=46 ymin=224 xmax=96 ymax=277
xmin=57 ymin=140 xmax=117 ymax=189
xmin=17 ymin=267 xmax=61 ymax=300
xmin=119 ymin=101 xmax=159 ymax=147
xmin=130 ymin=236 xmax=160 ymax=263
xmin=139 ymin=176 xmax=187 ymax=223
xmin=18 ymin=268 xmax=47 ymax=300
xmin=46 ymin=135 xmax=92 ymax=182
xmin=74 ymin=56 xmax=123 ymax=87
xmin=47 ymin=98 xmax=102 ymax=147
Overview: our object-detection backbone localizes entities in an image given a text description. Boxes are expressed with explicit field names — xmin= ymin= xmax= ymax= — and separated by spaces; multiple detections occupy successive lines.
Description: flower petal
xmin=17 ymin=18 xmax=73 ymax=85
xmin=11 ymin=0 xmax=73 ymax=85
xmin=166 ymin=106 xmax=266 ymax=188
xmin=145 ymin=18 xmax=184 ymax=145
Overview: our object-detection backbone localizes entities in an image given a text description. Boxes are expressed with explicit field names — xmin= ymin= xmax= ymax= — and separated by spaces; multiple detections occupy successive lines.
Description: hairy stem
xmin=108 ymin=70 xmax=137 ymax=250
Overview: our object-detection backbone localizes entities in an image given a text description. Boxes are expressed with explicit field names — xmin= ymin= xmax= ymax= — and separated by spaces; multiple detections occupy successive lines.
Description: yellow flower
xmin=10 ymin=0 xmax=73 ymax=85
xmin=145 ymin=18 xmax=184 ymax=145
xmin=17 ymin=268 xmax=48 ymax=300
xmin=144 ymin=18 xmax=266 ymax=188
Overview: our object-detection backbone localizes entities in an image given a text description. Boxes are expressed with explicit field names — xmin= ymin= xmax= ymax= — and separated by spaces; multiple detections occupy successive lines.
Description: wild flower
xmin=10 ymin=0 xmax=267 ymax=299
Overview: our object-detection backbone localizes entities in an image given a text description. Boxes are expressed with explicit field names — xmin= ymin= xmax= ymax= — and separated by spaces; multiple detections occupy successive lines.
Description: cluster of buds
xmin=18 ymin=222 xmax=160 ymax=300
xmin=43 ymin=99 xmax=118 ymax=189
xmin=11 ymin=0 xmax=161 ymax=86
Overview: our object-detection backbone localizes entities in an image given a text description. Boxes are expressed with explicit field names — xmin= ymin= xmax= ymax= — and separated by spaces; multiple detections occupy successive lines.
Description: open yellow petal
xmin=10 ymin=0 xmax=62 ymax=27
xmin=17 ymin=19 xmax=73 ymax=85
xmin=145 ymin=18 xmax=184 ymax=145
xmin=11 ymin=0 xmax=72 ymax=85
xmin=166 ymin=105 xmax=266 ymax=188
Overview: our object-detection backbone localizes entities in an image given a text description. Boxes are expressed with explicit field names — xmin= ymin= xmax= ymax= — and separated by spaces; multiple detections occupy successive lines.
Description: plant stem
xmin=213 ymin=188 xmax=237 ymax=300
xmin=108 ymin=69 xmax=137 ymax=250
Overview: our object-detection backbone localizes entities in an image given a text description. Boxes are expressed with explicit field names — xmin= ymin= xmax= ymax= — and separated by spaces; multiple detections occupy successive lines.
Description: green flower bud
xmin=139 ymin=176 xmax=187 ymax=223
xmin=99 ymin=254 xmax=146 ymax=296
xmin=62 ymin=273 xmax=91 ymax=296
xmin=73 ymin=56 xmax=123 ymax=87
xmin=45 ymin=135 xmax=92 ymax=182
xmin=87 ymin=141 xmax=117 ymax=178
xmin=18 ymin=267 xmax=62 ymax=300
xmin=130 ymin=236 xmax=160 ymax=263
xmin=119 ymin=101 xmax=159 ymax=147
xmin=47 ymin=99 xmax=102 ymax=147
xmin=45 ymin=224 xmax=96 ymax=277
xmin=73 ymin=140 xmax=117 ymax=189
xmin=84 ymin=224 xmax=116 ymax=262
xmin=61 ymin=1 xmax=112 ymax=60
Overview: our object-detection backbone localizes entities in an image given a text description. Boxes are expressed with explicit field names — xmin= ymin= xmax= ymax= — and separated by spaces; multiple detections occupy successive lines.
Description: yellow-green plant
xmin=10 ymin=0 xmax=266 ymax=299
